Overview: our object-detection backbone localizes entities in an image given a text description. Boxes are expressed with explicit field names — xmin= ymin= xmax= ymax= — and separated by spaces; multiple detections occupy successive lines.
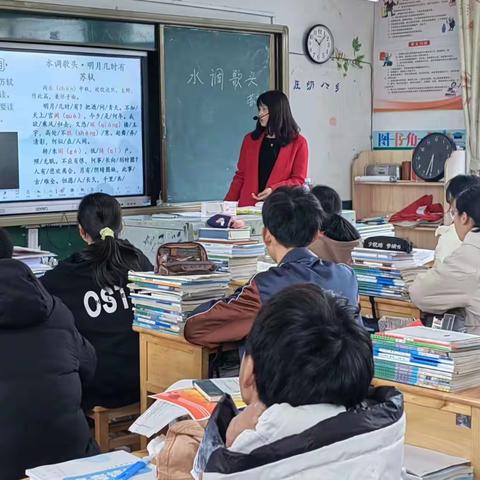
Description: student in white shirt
xmin=410 ymin=185 xmax=480 ymax=334
xmin=435 ymin=174 xmax=480 ymax=265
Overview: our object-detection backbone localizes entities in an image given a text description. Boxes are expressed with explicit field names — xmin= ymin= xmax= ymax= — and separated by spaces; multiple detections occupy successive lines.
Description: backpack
xmin=156 ymin=242 xmax=217 ymax=276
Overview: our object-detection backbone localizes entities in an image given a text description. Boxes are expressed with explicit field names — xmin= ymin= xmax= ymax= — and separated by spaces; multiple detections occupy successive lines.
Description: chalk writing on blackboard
xmin=229 ymin=69 xmax=243 ymax=90
xmin=210 ymin=68 xmax=224 ymax=90
xmin=187 ymin=67 xmax=261 ymax=106
xmin=187 ymin=67 xmax=204 ymax=85
xmin=246 ymin=72 xmax=258 ymax=87
xmin=247 ymin=93 xmax=258 ymax=107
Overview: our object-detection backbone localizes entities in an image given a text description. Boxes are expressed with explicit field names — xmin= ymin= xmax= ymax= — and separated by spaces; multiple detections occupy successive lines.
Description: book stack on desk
xmin=128 ymin=271 xmax=231 ymax=335
xmin=355 ymin=222 xmax=395 ymax=241
xmin=13 ymin=246 xmax=57 ymax=277
xmin=351 ymin=247 xmax=434 ymax=300
xmin=373 ymin=326 xmax=480 ymax=392
xmin=198 ymin=227 xmax=265 ymax=282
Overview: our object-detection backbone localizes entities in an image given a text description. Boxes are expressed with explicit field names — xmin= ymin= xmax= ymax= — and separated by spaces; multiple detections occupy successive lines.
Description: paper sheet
xmin=129 ymin=380 xmax=194 ymax=437
xmin=26 ymin=451 xmax=155 ymax=480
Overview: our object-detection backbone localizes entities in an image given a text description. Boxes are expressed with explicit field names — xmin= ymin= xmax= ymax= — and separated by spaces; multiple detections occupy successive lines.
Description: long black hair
xmin=0 ymin=228 xmax=13 ymax=259
xmin=455 ymin=184 xmax=480 ymax=233
xmin=446 ymin=174 xmax=480 ymax=205
xmin=78 ymin=193 xmax=142 ymax=288
xmin=251 ymin=90 xmax=300 ymax=146
xmin=311 ymin=185 xmax=360 ymax=242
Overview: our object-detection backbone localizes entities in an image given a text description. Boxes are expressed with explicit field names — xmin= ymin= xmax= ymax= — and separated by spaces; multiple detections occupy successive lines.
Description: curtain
xmin=457 ymin=0 xmax=480 ymax=172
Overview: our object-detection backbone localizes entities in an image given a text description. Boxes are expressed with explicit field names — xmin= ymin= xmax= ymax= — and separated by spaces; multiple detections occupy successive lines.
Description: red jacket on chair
xmin=224 ymin=133 xmax=309 ymax=207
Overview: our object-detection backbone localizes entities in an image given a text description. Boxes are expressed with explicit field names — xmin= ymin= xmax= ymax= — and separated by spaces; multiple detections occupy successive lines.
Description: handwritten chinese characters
xmin=186 ymin=66 xmax=260 ymax=106
xmin=292 ymin=79 xmax=342 ymax=94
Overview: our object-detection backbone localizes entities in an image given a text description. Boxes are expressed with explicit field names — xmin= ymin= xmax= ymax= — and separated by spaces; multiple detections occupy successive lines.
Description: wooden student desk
xmin=134 ymin=295 xmax=421 ymax=413
xmin=133 ymin=325 xmax=215 ymax=449
xmin=373 ymin=378 xmax=480 ymax=477
xmin=133 ymin=326 xmax=212 ymax=414
xmin=360 ymin=295 xmax=420 ymax=320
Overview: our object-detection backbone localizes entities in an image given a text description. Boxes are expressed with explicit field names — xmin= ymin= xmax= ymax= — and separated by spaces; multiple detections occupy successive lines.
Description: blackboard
xmin=163 ymin=26 xmax=272 ymax=203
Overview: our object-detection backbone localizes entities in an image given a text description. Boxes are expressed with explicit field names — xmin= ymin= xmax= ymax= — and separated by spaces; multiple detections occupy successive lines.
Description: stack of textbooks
xmin=198 ymin=227 xmax=265 ymax=281
xmin=355 ymin=222 xmax=395 ymax=241
xmin=128 ymin=271 xmax=231 ymax=335
xmin=373 ymin=326 xmax=480 ymax=392
xmin=352 ymin=247 xmax=434 ymax=299
xmin=13 ymin=246 xmax=57 ymax=277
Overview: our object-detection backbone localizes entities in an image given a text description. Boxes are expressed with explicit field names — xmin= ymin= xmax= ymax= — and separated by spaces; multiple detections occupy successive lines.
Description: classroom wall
xmin=23 ymin=0 xmax=375 ymax=202
xmin=372 ymin=1 xmax=465 ymax=137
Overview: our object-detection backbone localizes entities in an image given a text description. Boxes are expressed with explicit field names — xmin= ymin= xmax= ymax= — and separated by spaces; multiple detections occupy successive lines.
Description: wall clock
xmin=412 ymin=133 xmax=456 ymax=182
xmin=306 ymin=24 xmax=334 ymax=64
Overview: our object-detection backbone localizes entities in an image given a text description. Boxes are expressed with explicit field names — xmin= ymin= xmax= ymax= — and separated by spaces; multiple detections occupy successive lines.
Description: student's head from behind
xmin=0 ymin=228 xmax=13 ymax=260
xmin=253 ymin=90 xmax=300 ymax=146
xmin=261 ymin=187 xmax=324 ymax=262
xmin=446 ymin=174 xmax=480 ymax=208
xmin=240 ymin=284 xmax=373 ymax=409
xmin=453 ymin=184 xmax=480 ymax=241
xmin=311 ymin=185 xmax=342 ymax=215
xmin=78 ymin=192 xmax=122 ymax=244
xmin=311 ymin=185 xmax=360 ymax=242
xmin=77 ymin=192 xmax=142 ymax=288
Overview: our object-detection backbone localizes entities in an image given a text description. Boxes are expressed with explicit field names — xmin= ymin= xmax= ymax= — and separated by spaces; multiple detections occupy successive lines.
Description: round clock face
xmin=412 ymin=133 xmax=456 ymax=182
xmin=306 ymin=25 xmax=334 ymax=64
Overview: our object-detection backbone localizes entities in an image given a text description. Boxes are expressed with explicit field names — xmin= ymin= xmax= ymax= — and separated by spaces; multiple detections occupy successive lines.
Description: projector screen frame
xmin=0 ymin=41 xmax=151 ymax=216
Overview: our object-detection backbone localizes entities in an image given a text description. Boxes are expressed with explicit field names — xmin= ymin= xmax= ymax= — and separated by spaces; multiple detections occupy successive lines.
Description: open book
xmin=130 ymin=378 xmax=244 ymax=438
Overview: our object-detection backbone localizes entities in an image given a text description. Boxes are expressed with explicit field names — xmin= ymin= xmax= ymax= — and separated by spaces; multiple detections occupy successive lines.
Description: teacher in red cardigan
xmin=225 ymin=90 xmax=309 ymax=207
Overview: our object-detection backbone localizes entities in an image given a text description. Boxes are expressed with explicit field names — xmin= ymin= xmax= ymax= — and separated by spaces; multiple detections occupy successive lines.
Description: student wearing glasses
xmin=434 ymin=174 xmax=480 ymax=265
xmin=410 ymin=184 xmax=480 ymax=334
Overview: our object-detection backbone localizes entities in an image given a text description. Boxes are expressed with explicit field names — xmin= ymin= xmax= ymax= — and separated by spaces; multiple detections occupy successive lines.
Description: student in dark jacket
xmin=184 ymin=187 xmax=361 ymax=348
xmin=309 ymin=185 xmax=360 ymax=264
xmin=0 ymin=230 xmax=97 ymax=480
xmin=41 ymin=193 xmax=153 ymax=410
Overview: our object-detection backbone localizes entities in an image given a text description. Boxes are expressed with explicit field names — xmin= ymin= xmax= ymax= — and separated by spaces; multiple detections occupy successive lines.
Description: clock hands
xmin=426 ymin=154 xmax=435 ymax=177
xmin=314 ymin=34 xmax=326 ymax=48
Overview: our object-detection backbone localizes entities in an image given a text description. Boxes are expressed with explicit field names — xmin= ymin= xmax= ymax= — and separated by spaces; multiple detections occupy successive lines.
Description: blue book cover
xmin=198 ymin=227 xmax=250 ymax=240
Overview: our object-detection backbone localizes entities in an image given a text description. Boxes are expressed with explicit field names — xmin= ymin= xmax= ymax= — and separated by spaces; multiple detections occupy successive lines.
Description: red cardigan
xmin=225 ymin=133 xmax=309 ymax=207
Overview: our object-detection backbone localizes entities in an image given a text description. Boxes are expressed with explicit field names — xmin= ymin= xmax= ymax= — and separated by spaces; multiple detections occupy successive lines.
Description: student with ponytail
xmin=309 ymin=185 xmax=360 ymax=264
xmin=410 ymin=184 xmax=480 ymax=334
xmin=41 ymin=193 xmax=153 ymax=410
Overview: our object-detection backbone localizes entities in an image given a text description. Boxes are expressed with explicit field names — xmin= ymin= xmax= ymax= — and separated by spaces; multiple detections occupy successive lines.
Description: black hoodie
xmin=0 ymin=259 xmax=97 ymax=480
xmin=41 ymin=249 xmax=153 ymax=410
